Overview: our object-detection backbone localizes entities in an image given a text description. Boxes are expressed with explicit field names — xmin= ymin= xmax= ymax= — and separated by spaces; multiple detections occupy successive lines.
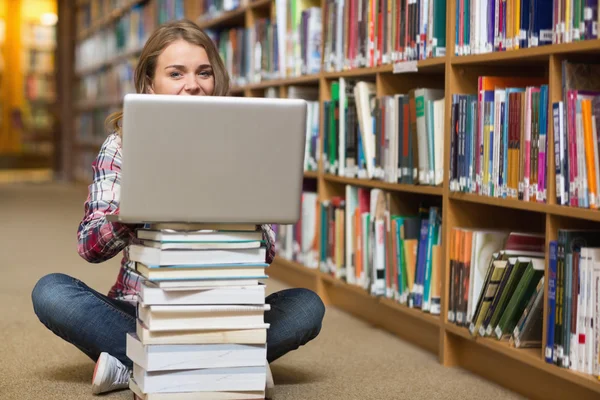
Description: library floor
xmin=0 ymin=182 xmax=524 ymax=400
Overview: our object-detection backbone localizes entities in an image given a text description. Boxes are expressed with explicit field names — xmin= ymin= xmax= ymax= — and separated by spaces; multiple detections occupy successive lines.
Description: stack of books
xmin=125 ymin=222 xmax=270 ymax=400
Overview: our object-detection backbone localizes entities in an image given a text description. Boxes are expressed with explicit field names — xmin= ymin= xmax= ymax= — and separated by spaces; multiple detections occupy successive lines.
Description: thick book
xmin=129 ymin=245 xmax=267 ymax=266
xmin=135 ymin=263 xmax=268 ymax=281
xmin=139 ymin=241 xmax=263 ymax=250
xmin=133 ymin=365 xmax=267 ymax=393
xmin=126 ymin=333 xmax=267 ymax=371
xmin=138 ymin=304 xmax=270 ymax=332
xmin=137 ymin=229 xmax=264 ymax=243
xmin=148 ymin=223 xmax=259 ymax=232
xmin=130 ymin=378 xmax=265 ymax=399
xmin=135 ymin=320 xmax=268 ymax=345
xmin=138 ymin=282 xmax=266 ymax=305
xmin=149 ymin=279 xmax=261 ymax=289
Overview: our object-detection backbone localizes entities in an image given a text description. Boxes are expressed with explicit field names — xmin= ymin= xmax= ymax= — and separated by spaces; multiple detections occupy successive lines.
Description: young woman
xmin=31 ymin=19 xmax=325 ymax=396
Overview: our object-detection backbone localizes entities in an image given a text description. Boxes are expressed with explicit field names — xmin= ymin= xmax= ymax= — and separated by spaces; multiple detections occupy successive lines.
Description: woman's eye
xmin=170 ymin=72 xmax=182 ymax=78
xmin=199 ymin=70 xmax=213 ymax=78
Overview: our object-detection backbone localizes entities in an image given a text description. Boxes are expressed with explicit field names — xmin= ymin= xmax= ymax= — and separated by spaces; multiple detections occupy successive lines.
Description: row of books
xmin=208 ymin=5 xmax=322 ymax=87
xmin=448 ymin=229 xmax=545 ymax=345
xmin=125 ymin=222 xmax=269 ymax=399
xmin=76 ymin=107 xmax=121 ymax=147
xmin=22 ymin=21 xmax=55 ymax=48
xmin=323 ymin=0 xmax=447 ymax=72
xmin=23 ymin=48 xmax=54 ymax=73
xmin=77 ymin=57 xmax=137 ymax=104
xmin=25 ymin=74 xmax=56 ymax=103
xmin=275 ymin=185 xmax=443 ymax=315
xmin=545 ymin=231 xmax=600 ymax=377
xmin=77 ymin=0 xmax=135 ymax=29
xmin=453 ymin=0 xmax=600 ymax=55
xmin=75 ymin=0 xmax=184 ymax=73
xmin=448 ymin=77 xmax=549 ymax=202
xmin=554 ymin=61 xmax=600 ymax=209
xmin=323 ymin=79 xmax=445 ymax=185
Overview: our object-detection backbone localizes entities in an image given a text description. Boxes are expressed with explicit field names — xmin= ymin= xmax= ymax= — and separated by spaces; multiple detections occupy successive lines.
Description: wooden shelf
xmin=449 ymin=191 xmax=549 ymax=213
xmin=450 ymin=192 xmax=600 ymax=222
xmin=76 ymin=47 xmax=143 ymax=77
xmin=271 ymin=256 xmax=440 ymax=354
xmin=444 ymin=324 xmax=600 ymax=395
xmin=304 ymin=170 xmax=318 ymax=178
xmin=451 ymin=40 xmax=600 ymax=66
xmin=76 ymin=98 xmax=122 ymax=112
xmin=325 ymin=174 xmax=444 ymax=196
xmin=379 ymin=297 xmax=440 ymax=327
xmin=77 ymin=0 xmax=147 ymax=41
xmin=322 ymin=57 xmax=446 ymax=78
xmin=197 ymin=7 xmax=247 ymax=30
xmin=250 ymin=0 xmax=273 ymax=10
xmin=230 ymin=74 xmax=321 ymax=92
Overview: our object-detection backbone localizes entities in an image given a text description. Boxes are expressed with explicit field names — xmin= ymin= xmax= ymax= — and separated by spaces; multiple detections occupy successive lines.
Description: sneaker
xmin=91 ymin=352 xmax=131 ymax=395
xmin=266 ymin=363 xmax=275 ymax=399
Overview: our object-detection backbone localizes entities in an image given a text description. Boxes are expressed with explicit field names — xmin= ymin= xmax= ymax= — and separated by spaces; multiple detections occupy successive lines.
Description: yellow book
xmin=582 ymin=99 xmax=597 ymax=208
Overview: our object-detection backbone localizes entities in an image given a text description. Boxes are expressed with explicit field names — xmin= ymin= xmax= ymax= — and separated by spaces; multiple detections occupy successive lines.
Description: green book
xmin=495 ymin=258 xmax=545 ymax=339
xmin=484 ymin=257 xmax=528 ymax=336
xmin=329 ymin=81 xmax=339 ymax=173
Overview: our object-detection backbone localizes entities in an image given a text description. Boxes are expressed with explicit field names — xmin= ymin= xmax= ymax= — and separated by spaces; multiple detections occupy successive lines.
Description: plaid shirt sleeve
xmin=261 ymin=224 xmax=276 ymax=264
xmin=77 ymin=133 xmax=138 ymax=264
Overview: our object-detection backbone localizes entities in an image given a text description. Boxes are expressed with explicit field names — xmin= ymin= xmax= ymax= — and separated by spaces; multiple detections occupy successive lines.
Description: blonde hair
xmin=105 ymin=19 xmax=230 ymax=135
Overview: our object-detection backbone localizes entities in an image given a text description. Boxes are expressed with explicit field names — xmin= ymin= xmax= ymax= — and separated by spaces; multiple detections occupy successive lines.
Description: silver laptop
xmin=108 ymin=93 xmax=307 ymax=225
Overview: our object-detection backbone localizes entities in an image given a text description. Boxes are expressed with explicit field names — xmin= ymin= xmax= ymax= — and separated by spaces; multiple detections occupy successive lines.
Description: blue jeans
xmin=31 ymin=273 xmax=325 ymax=369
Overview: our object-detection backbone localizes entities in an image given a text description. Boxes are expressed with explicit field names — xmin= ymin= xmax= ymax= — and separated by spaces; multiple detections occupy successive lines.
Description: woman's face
xmin=150 ymin=39 xmax=215 ymax=96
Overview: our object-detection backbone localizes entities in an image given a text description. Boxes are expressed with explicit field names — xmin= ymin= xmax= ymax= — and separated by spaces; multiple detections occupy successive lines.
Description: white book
xmin=137 ymin=230 xmax=263 ymax=243
xmin=126 ymin=333 xmax=266 ymax=371
xmin=140 ymin=241 xmax=262 ymax=250
xmin=150 ymin=279 xmax=261 ymax=289
xmin=135 ymin=263 xmax=268 ymax=281
xmin=133 ymin=365 xmax=266 ymax=393
xmin=138 ymin=304 xmax=270 ymax=332
xmin=136 ymin=320 xmax=268 ymax=345
xmin=129 ymin=245 xmax=266 ymax=266
xmin=139 ymin=282 xmax=266 ymax=305
xmin=433 ymin=97 xmax=445 ymax=185
xmin=354 ymin=81 xmax=377 ymax=179
xmin=468 ymin=231 xmax=509 ymax=323
xmin=129 ymin=378 xmax=265 ymax=400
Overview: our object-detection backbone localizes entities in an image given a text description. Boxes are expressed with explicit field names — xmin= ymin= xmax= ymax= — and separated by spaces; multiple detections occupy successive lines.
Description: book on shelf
xmin=323 ymin=79 xmax=445 ymax=185
xmin=126 ymin=223 xmax=270 ymax=398
xmin=544 ymin=230 xmax=600 ymax=378
xmin=286 ymin=86 xmax=321 ymax=173
xmin=273 ymin=180 xmax=319 ymax=268
xmin=318 ymin=186 xmax=442 ymax=314
xmin=323 ymin=0 xmax=447 ymax=71
xmin=452 ymin=0 xmax=600 ymax=55
xmin=76 ymin=1 xmax=159 ymax=72
xmin=447 ymin=229 xmax=546 ymax=337
xmin=449 ymin=76 xmax=549 ymax=202
xmin=206 ymin=0 xmax=322 ymax=85
xmin=553 ymin=61 xmax=600 ymax=209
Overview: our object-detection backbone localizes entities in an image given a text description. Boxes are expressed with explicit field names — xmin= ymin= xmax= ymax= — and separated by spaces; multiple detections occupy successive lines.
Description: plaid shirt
xmin=77 ymin=133 xmax=276 ymax=304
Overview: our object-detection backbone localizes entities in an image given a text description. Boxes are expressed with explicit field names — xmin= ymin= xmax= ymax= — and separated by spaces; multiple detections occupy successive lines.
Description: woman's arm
xmin=77 ymin=134 xmax=140 ymax=263
xmin=261 ymin=224 xmax=276 ymax=264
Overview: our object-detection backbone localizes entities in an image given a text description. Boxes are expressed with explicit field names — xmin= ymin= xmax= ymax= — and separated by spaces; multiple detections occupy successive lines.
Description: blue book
xmin=545 ymin=240 xmax=557 ymax=363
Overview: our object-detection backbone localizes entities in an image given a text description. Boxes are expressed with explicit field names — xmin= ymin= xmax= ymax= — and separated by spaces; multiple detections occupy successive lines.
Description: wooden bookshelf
xmin=65 ymin=0 xmax=600 ymax=398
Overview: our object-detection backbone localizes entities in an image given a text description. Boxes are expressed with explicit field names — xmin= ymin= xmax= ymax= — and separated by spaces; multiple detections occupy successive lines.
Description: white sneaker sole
xmin=91 ymin=353 xmax=109 ymax=394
